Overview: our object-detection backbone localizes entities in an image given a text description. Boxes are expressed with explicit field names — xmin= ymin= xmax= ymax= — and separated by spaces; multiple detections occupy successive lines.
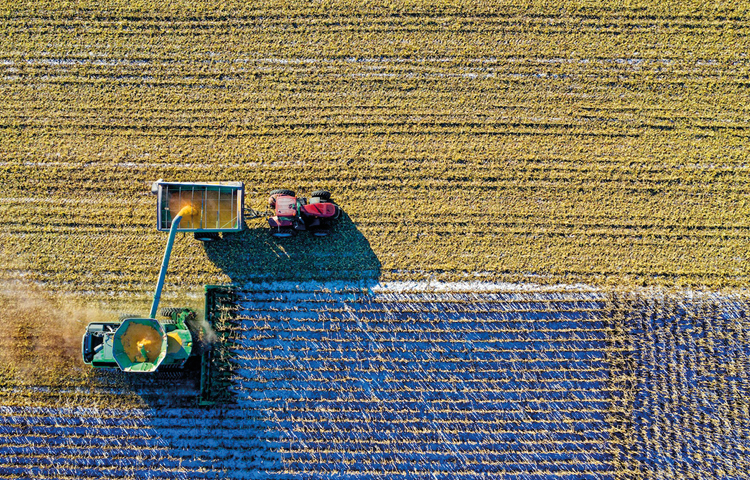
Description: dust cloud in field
xmin=0 ymin=281 xmax=109 ymax=382
xmin=196 ymin=315 xmax=218 ymax=346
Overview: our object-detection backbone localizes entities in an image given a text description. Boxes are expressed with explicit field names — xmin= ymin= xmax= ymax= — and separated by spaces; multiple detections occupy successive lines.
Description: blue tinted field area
xmin=2 ymin=285 xmax=748 ymax=479
xmin=621 ymin=295 xmax=750 ymax=479
xmin=233 ymin=283 xmax=618 ymax=479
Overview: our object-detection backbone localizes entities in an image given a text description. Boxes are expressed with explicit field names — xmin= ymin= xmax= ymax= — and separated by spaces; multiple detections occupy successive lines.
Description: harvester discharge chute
xmin=81 ymin=180 xmax=338 ymax=404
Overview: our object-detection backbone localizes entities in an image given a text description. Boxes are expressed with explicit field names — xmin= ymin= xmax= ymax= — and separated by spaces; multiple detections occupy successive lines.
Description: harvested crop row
xmin=2 ymin=281 xmax=748 ymax=478
xmin=0 ymin=282 xmax=624 ymax=478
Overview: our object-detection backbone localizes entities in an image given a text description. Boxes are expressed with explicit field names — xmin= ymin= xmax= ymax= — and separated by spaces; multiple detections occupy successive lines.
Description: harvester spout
xmin=178 ymin=205 xmax=198 ymax=218
xmin=149 ymin=205 xmax=196 ymax=318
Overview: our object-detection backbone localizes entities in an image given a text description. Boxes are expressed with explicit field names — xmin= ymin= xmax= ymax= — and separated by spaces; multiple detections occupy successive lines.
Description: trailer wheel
xmin=194 ymin=232 xmax=221 ymax=242
xmin=311 ymin=190 xmax=331 ymax=201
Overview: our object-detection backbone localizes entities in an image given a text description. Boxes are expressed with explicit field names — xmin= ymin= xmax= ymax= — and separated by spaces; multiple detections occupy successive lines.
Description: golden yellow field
xmin=1 ymin=0 xmax=750 ymax=302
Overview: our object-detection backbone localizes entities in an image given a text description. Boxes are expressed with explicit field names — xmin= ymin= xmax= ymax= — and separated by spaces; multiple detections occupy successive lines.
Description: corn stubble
xmin=607 ymin=292 xmax=750 ymax=479
xmin=0 ymin=1 xmax=749 ymax=478
xmin=1 ymin=1 xmax=750 ymax=295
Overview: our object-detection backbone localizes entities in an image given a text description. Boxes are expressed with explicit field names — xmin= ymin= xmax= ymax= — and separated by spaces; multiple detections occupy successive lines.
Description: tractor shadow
xmin=203 ymin=210 xmax=381 ymax=284
xmin=188 ymin=209 xmax=380 ymax=409
xmin=118 ymin=211 xmax=380 ymax=409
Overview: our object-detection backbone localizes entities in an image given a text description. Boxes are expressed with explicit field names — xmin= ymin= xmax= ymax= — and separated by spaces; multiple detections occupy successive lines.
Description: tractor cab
xmin=267 ymin=194 xmax=297 ymax=235
xmin=274 ymin=195 xmax=298 ymax=217
xmin=267 ymin=189 xmax=340 ymax=237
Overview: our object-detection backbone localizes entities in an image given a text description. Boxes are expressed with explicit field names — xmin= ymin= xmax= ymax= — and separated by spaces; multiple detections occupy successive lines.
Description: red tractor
xmin=267 ymin=189 xmax=340 ymax=237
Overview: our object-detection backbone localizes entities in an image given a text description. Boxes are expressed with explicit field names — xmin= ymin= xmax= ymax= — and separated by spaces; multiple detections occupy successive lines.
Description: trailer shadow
xmin=203 ymin=210 xmax=381 ymax=284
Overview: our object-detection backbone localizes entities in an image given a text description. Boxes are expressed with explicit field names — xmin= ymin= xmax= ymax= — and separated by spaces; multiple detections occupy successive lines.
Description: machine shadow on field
xmin=113 ymin=212 xmax=380 ymax=409
xmin=203 ymin=210 xmax=382 ymax=284
xmin=102 ymin=210 xmax=383 ymax=477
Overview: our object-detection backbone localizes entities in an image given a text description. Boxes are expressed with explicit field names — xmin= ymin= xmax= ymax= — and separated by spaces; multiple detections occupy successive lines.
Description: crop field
xmin=612 ymin=292 xmax=750 ymax=479
xmin=2 ymin=0 xmax=750 ymax=296
xmin=1 ymin=0 xmax=750 ymax=479
xmin=1 ymin=282 xmax=749 ymax=479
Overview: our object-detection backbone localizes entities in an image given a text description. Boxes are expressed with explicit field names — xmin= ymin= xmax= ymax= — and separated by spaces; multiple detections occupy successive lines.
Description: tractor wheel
xmin=271 ymin=229 xmax=296 ymax=238
xmin=194 ymin=232 xmax=221 ymax=242
xmin=311 ymin=190 xmax=331 ymax=201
